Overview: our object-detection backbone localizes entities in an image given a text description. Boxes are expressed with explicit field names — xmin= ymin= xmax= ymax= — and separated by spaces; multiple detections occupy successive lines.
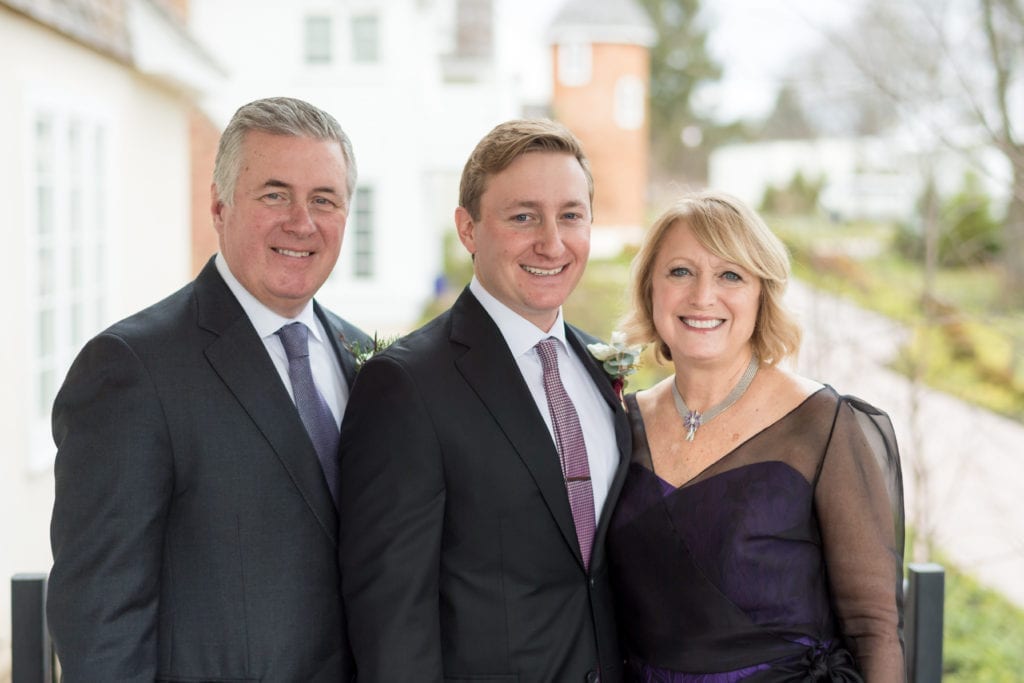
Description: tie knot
xmin=535 ymin=338 xmax=560 ymax=371
xmin=277 ymin=322 xmax=311 ymax=360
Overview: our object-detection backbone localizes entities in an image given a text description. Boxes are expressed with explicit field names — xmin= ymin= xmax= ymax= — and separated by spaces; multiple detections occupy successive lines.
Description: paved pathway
xmin=786 ymin=281 xmax=1024 ymax=607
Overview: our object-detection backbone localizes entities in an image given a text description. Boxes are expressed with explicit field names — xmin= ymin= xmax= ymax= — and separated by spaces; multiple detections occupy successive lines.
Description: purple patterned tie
xmin=536 ymin=338 xmax=596 ymax=571
xmin=277 ymin=322 xmax=339 ymax=505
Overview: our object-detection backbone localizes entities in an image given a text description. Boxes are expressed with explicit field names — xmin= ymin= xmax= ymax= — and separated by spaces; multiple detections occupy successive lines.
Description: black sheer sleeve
xmin=814 ymin=395 xmax=906 ymax=681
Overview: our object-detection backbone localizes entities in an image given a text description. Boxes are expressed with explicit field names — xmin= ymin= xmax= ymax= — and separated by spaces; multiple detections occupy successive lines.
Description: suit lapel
xmin=565 ymin=325 xmax=632 ymax=574
xmin=194 ymin=260 xmax=338 ymax=544
xmin=450 ymin=291 xmax=584 ymax=566
xmin=317 ymin=303 xmax=360 ymax=389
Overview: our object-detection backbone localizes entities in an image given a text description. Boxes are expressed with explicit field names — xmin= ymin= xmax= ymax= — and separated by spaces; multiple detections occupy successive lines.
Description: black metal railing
xmin=905 ymin=562 xmax=945 ymax=683
xmin=10 ymin=573 xmax=54 ymax=683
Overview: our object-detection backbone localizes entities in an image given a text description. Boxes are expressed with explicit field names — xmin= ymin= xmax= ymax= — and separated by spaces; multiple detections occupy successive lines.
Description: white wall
xmin=0 ymin=8 xmax=194 ymax=677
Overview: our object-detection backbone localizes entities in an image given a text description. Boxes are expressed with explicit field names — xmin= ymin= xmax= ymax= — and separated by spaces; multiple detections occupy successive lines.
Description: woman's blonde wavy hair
xmin=619 ymin=190 xmax=802 ymax=365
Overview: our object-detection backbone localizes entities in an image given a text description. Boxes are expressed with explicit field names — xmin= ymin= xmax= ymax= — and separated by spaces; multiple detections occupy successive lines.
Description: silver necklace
xmin=672 ymin=355 xmax=760 ymax=442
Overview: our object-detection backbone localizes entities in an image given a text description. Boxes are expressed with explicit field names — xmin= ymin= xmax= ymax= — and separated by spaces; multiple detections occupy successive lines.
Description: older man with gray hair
xmin=48 ymin=97 xmax=369 ymax=682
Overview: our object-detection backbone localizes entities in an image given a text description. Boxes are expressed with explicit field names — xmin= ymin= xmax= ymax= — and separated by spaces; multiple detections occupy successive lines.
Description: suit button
xmin=585 ymin=671 xmax=600 ymax=683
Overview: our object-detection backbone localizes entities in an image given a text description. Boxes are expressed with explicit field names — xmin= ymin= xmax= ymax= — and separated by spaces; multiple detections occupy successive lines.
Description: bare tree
xmin=637 ymin=0 xmax=724 ymax=178
xmin=979 ymin=0 xmax=1024 ymax=307
xmin=791 ymin=0 xmax=1024 ymax=305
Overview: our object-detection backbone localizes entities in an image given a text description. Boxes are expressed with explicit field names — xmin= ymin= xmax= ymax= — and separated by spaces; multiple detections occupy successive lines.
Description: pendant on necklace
xmin=672 ymin=355 xmax=760 ymax=443
xmin=683 ymin=410 xmax=702 ymax=442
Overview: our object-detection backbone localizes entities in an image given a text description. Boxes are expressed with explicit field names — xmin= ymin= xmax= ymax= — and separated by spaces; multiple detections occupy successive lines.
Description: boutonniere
xmin=587 ymin=331 xmax=644 ymax=401
xmin=343 ymin=332 xmax=401 ymax=373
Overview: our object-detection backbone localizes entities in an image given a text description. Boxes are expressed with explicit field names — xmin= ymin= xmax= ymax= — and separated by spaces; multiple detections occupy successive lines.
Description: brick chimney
xmin=549 ymin=0 xmax=655 ymax=253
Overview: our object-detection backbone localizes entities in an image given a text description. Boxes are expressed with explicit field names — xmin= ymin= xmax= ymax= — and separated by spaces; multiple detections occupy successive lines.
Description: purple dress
xmin=608 ymin=387 xmax=905 ymax=682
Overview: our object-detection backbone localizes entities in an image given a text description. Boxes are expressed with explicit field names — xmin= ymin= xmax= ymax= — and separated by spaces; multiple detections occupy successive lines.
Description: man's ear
xmin=454 ymin=206 xmax=476 ymax=255
xmin=210 ymin=184 xmax=225 ymax=235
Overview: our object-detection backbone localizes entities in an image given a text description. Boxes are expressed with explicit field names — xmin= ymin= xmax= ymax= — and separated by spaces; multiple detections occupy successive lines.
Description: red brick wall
xmin=551 ymin=42 xmax=650 ymax=231
xmin=189 ymin=107 xmax=220 ymax=277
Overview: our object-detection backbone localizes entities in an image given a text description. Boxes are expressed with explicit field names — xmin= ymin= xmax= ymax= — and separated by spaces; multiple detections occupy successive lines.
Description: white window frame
xmin=352 ymin=186 xmax=375 ymax=278
xmin=351 ymin=13 xmax=380 ymax=64
xmin=27 ymin=102 xmax=112 ymax=468
xmin=557 ymin=42 xmax=591 ymax=87
xmin=614 ymin=75 xmax=646 ymax=130
xmin=304 ymin=14 xmax=333 ymax=64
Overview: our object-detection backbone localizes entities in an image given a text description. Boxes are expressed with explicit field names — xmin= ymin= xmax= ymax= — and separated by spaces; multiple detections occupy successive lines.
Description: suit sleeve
xmin=338 ymin=354 xmax=446 ymax=682
xmin=48 ymin=333 xmax=173 ymax=683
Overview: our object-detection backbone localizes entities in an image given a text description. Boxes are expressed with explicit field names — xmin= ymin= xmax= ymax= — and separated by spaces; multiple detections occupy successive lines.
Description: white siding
xmin=0 ymin=7 xmax=196 ymax=675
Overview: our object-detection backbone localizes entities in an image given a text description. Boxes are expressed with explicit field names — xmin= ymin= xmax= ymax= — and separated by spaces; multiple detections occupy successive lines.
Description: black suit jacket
xmin=338 ymin=287 xmax=631 ymax=682
xmin=47 ymin=257 xmax=370 ymax=682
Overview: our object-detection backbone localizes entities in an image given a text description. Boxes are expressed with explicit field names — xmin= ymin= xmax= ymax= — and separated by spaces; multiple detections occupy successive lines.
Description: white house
xmin=0 ymin=0 xmax=221 ymax=677
xmin=708 ymin=134 xmax=1012 ymax=223
xmin=187 ymin=0 xmax=534 ymax=334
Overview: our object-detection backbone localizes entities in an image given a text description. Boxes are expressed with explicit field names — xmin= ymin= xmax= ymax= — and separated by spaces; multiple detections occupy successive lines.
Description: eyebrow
xmin=667 ymin=254 xmax=745 ymax=269
xmin=262 ymin=179 xmax=341 ymax=196
xmin=503 ymin=199 xmax=589 ymax=210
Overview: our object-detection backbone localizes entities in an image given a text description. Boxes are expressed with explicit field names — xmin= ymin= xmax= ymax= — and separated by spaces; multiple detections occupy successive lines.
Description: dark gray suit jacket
xmin=48 ymin=257 xmax=369 ymax=682
xmin=338 ymin=287 xmax=630 ymax=683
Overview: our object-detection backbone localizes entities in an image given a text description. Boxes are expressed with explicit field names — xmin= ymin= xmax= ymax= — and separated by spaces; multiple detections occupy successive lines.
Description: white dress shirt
xmin=215 ymin=253 xmax=348 ymax=426
xmin=469 ymin=278 xmax=619 ymax=521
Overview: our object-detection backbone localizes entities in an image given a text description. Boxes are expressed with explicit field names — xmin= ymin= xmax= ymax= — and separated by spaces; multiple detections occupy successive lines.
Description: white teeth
xmin=682 ymin=317 xmax=724 ymax=329
xmin=522 ymin=265 xmax=564 ymax=276
xmin=275 ymin=248 xmax=312 ymax=257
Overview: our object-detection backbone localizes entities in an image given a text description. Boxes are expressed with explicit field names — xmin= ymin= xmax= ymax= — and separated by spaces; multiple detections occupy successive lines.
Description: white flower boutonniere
xmin=343 ymin=332 xmax=401 ymax=373
xmin=587 ymin=331 xmax=644 ymax=400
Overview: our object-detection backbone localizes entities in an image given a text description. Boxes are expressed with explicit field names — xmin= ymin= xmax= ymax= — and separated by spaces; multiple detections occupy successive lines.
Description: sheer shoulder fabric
xmin=609 ymin=387 xmax=905 ymax=682
xmin=815 ymin=394 xmax=906 ymax=680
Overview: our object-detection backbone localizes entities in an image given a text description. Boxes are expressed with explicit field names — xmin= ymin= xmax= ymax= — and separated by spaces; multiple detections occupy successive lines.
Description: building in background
xmin=0 ymin=0 xmax=222 ymax=677
xmin=708 ymin=134 xmax=1011 ymax=223
xmin=548 ymin=0 xmax=654 ymax=255
xmin=187 ymin=0 xmax=527 ymax=334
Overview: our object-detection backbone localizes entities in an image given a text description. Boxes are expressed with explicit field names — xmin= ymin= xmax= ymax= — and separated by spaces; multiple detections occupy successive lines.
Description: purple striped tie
xmin=277 ymin=322 xmax=339 ymax=505
xmin=536 ymin=338 xmax=596 ymax=571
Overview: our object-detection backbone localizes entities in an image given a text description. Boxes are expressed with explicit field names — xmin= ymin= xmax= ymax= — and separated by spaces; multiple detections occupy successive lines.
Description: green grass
xmin=942 ymin=562 xmax=1024 ymax=681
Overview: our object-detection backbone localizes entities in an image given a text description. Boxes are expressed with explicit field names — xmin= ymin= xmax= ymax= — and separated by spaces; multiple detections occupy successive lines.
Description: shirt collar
xmin=469 ymin=277 xmax=567 ymax=358
xmin=215 ymin=252 xmax=322 ymax=342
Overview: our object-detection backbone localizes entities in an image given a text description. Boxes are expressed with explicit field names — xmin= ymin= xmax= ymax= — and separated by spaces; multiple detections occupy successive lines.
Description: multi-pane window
xmin=557 ymin=42 xmax=591 ymax=87
xmin=453 ymin=0 xmax=492 ymax=59
xmin=614 ymin=75 xmax=645 ymax=130
xmin=305 ymin=15 xmax=332 ymax=64
xmin=351 ymin=14 xmax=379 ymax=63
xmin=353 ymin=186 xmax=374 ymax=278
xmin=30 ymin=109 xmax=110 ymax=463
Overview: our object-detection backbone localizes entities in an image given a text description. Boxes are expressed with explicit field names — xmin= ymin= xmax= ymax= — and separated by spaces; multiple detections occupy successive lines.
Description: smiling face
xmin=651 ymin=220 xmax=762 ymax=368
xmin=212 ymin=130 xmax=349 ymax=318
xmin=455 ymin=151 xmax=591 ymax=331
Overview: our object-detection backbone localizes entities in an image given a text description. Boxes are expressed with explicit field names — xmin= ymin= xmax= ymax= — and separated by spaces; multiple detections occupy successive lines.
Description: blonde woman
xmin=607 ymin=191 xmax=905 ymax=681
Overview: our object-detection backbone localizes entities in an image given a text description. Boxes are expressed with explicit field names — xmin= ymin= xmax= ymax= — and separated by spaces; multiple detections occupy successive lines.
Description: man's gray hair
xmin=213 ymin=97 xmax=357 ymax=205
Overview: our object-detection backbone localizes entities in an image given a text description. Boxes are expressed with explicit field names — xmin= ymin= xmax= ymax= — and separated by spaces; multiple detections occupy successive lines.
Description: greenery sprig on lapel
xmin=343 ymin=332 xmax=401 ymax=373
xmin=587 ymin=331 xmax=644 ymax=401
